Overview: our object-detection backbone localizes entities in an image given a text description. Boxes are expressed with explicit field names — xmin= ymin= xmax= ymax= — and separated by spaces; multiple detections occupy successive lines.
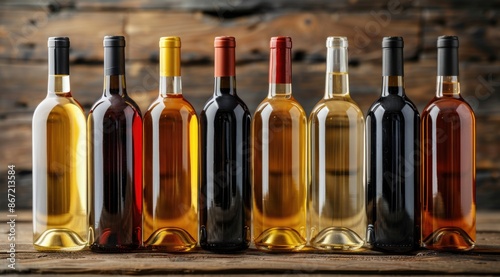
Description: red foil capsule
xmin=214 ymin=36 xmax=236 ymax=77
xmin=269 ymin=36 xmax=292 ymax=84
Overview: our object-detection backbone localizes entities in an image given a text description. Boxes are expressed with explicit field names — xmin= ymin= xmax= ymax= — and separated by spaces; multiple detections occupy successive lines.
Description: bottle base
xmin=33 ymin=228 xmax=87 ymax=251
xmin=90 ymin=228 xmax=141 ymax=253
xmin=144 ymin=227 xmax=197 ymax=252
xmin=200 ymin=242 xmax=249 ymax=253
xmin=423 ymin=227 xmax=475 ymax=252
xmin=310 ymin=227 xmax=364 ymax=251
xmin=254 ymin=227 xmax=306 ymax=252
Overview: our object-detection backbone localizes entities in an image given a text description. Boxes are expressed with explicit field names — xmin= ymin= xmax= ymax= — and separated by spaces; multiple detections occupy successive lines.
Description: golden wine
xmin=309 ymin=37 xmax=366 ymax=251
xmin=252 ymin=37 xmax=307 ymax=252
xmin=32 ymin=37 xmax=87 ymax=251
xmin=143 ymin=37 xmax=198 ymax=251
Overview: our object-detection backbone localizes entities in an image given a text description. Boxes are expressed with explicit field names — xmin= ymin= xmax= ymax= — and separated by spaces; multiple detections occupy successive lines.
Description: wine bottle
xmin=199 ymin=36 xmax=251 ymax=252
xmin=309 ymin=37 xmax=366 ymax=251
xmin=143 ymin=37 xmax=198 ymax=252
xmin=252 ymin=36 xmax=307 ymax=252
xmin=88 ymin=36 xmax=143 ymax=252
xmin=366 ymin=37 xmax=420 ymax=253
xmin=32 ymin=37 xmax=88 ymax=251
xmin=421 ymin=36 xmax=476 ymax=251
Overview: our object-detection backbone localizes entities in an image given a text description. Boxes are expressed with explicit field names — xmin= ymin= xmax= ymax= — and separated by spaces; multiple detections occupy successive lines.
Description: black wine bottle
xmin=366 ymin=37 xmax=420 ymax=253
xmin=199 ymin=36 xmax=251 ymax=252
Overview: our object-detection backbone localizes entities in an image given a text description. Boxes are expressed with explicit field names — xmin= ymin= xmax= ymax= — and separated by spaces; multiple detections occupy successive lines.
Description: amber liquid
xmin=143 ymin=94 xmax=198 ymax=251
xmin=252 ymin=94 xmax=308 ymax=252
xmin=309 ymin=91 xmax=366 ymax=250
xmin=88 ymin=75 xmax=143 ymax=252
xmin=421 ymin=82 xmax=476 ymax=251
xmin=32 ymin=76 xmax=88 ymax=251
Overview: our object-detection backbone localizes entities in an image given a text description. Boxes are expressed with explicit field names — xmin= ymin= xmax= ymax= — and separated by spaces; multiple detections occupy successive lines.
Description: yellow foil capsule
xmin=159 ymin=36 xmax=181 ymax=77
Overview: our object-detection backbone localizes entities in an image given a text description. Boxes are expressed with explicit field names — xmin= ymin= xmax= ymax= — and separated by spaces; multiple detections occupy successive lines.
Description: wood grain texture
xmin=125 ymin=11 xmax=420 ymax=62
xmin=0 ymin=211 xmax=499 ymax=275
xmin=0 ymin=9 xmax=126 ymax=61
xmin=421 ymin=9 xmax=500 ymax=62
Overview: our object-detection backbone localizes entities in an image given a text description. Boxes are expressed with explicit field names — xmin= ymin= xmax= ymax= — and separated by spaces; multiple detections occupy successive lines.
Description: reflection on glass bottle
xmin=309 ymin=37 xmax=366 ymax=251
xmin=199 ymin=36 xmax=251 ymax=252
xmin=366 ymin=37 xmax=420 ymax=253
xmin=421 ymin=36 xmax=476 ymax=251
xmin=32 ymin=37 xmax=87 ymax=251
xmin=252 ymin=36 xmax=307 ymax=252
xmin=143 ymin=37 xmax=198 ymax=252
xmin=88 ymin=36 xmax=143 ymax=252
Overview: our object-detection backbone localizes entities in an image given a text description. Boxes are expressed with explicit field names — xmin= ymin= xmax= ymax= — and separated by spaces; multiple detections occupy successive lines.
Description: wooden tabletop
xmin=1 ymin=211 xmax=500 ymax=275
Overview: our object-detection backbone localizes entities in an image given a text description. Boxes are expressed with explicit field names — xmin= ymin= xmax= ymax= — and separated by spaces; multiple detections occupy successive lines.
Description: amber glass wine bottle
xmin=88 ymin=36 xmax=143 ymax=252
xmin=143 ymin=37 xmax=198 ymax=252
xmin=252 ymin=36 xmax=307 ymax=252
xmin=199 ymin=36 xmax=251 ymax=252
xmin=32 ymin=37 xmax=87 ymax=251
xmin=309 ymin=37 xmax=366 ymax=251
xmin=366 ymin=37 xmax=420 ymax=253
xmin=421 ymin=36 xmax=476 ymax=251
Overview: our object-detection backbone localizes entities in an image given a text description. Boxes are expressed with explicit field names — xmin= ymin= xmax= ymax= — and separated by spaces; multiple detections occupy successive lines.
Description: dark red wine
xmin=88 ymin=36 xmax=143 ymax=252
xmin=366 ymin=37 xmax=420 ymax=253
xmin=199 ymin=37 xmax=251 ymax=252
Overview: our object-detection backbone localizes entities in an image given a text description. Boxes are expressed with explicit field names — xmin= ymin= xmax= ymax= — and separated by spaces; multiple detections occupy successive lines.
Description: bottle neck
xmin=437 ymin=43 xmax=459 ymax=98
xmin=268 ymin=45 xmax=292 ymax=98
xmin=381 ymin=76 xmax=405 ymax=96
xmin=381 ymin=46 xmax=405 ymax=97
xmin=159 ymin=38 xmax=182 ymax=97
xmin=325 ymin=45 xmax=349 ymax=98
xmin=160 ymin=76 xmax=182 ymax=97
xmin=103 ymin=75 xmax=127 ymax=97
xmin=437 ymin=75 xmax=460 ymax=97
xmin=214 ymin=76 xmax=237 ymax=96
xmin=103 ymin=45 xmax=126 ymax=97
xmin=47 ymin=74 xmax=71 ymax=96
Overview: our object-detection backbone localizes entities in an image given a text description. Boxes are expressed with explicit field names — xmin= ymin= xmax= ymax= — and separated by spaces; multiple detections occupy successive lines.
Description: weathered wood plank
xmin=76 ymin=0 xmax=423 ymax=11
xmin=421 ymin=9 xmax=500 ymax=62
xmin=0 ymin=10 xmax=126 ymax=61
xmin=126 ymin=11 xmax=420 ymax=62
xmin=2 ymin=0 xmax=499 ymax=11
xmin=0 ymin=211 xmax=499 ymax=275
xmin=0 ymin=8 xmax=420 ymax=62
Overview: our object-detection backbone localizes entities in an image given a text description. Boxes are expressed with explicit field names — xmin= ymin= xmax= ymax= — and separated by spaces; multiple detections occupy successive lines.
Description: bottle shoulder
xmin=202 ymin=94 xmax=250 ymax=115
xmin=422 ymin=96 xmax=475 ymax=119
xmin=254 ymin=96 xmax=307 ymax=120
xmin=90 ymin=94 xmax=142 ymax=116
xmin=310 ymin=98 xmax=364 ymax=120
xmin=145 ymin=96 xmax=198 ymax=120
xmin=368 ymin=94 xmax=419 ymax=116
xmin=33 ymin=95 xmax=85 ymax=118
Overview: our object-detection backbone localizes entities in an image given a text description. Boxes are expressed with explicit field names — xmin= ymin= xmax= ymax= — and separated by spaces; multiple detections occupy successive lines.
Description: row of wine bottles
xmin=32 ymin=35 xmax=475 ymax=253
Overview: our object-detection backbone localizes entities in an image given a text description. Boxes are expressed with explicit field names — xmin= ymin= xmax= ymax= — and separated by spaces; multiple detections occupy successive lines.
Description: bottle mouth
xmin=326 ymin=37 xmax=348 ymax=48
xmin=160 ymin=36 xmax=181 ymax=48
xmin=437 ymin=36 xmax=459 ymax=48
xmin=48 ymin=37 xmax=69 ymax=48
xmin=214 ymin=36 xmax=236 ymax=48
xmin=103 ymin=36 xmax=126 ymax=47
xmin=270 ymin=36 xmax=292 ymax=49
xmin=382 ymin=36 xmax=404 ymax=48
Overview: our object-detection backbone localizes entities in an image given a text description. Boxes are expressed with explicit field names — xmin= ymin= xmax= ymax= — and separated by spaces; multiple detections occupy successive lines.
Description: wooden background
xmin=0 ymin=0 xmax=499 ymax=210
